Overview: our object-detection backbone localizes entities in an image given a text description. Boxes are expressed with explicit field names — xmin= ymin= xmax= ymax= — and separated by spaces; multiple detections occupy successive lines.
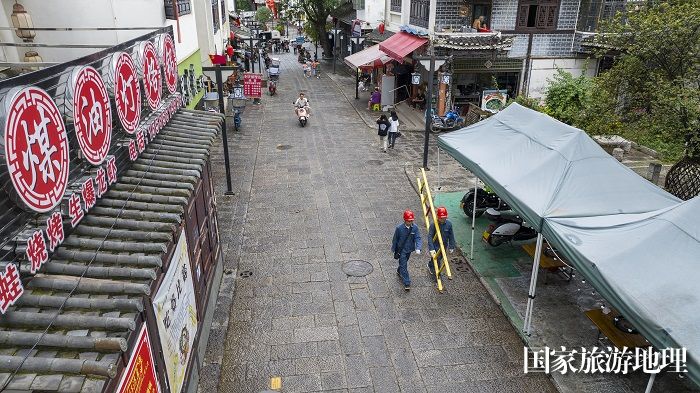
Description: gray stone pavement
xmin=198 ymin=48 xmax=557 ymax=393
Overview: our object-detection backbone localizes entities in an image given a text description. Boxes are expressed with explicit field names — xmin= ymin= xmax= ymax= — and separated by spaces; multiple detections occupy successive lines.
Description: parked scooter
xmin=232 ymin=107 xmax=242 ymax=131
xmin=460 ymin=187 xmax=509 ymax=218
xmin=430 ymin=107 xmax=465 ymax=132
xmin=482 ymin=208 xmax=538 ymax=246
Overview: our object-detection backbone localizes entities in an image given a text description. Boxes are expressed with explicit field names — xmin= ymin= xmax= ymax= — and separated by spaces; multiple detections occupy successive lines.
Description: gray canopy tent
xmin=437 ymin=103 xmax=699 ymax=389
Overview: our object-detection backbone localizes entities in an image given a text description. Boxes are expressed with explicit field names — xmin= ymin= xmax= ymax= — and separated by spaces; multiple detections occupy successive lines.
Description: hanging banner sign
xmin=115 ymin=324 xmax=162 ymax=393
xmin=71 ymin=66 xmax=113 ymax=165
xmin=152 ymin=234 xmax=198 ymax=393
xmin=3 ymin=86 xmax=70 ymax=213
xmin=113 ymin=52 xmax=142 ymax=134
xmin=243 ymin=73 xmax=262 ymax=98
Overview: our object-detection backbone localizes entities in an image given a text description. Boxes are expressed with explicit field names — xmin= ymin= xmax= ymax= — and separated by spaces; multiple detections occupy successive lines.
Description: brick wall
xmin=435 ymin=0 xmax=466 ymax=29
xmin=508 ymin=33 xmax=578 ymax=58
xmin=491 ymin=0 xmax=518 ymax=31
xmin=557 ymin=0 xmax=580 ymax=29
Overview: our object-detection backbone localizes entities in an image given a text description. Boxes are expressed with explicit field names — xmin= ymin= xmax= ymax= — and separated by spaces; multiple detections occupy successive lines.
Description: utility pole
xmin=332 ymin=18 xmax=338 ymax=74
xmin=423 ymin=52 xmax=435 ymax=170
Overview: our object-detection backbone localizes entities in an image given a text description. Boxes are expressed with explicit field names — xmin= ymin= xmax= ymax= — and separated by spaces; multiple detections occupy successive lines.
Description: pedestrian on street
xmin=388 ymin=111 xmax=400 ymax=148
xmin=392 ymin=210 xmax=422 ymax=291
xmin=376 ymin=114 xmax=390 ymax=152
xmin=427 ymin=206 xmax=456 ymax=278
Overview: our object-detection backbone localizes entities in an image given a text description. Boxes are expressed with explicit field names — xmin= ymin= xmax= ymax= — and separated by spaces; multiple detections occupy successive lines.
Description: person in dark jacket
xmin=427 ymin=206 xmax=456 ymax=278
xmin=392 ymin=210 xmax=423 ymax=290
xmin=376 ymin=114 xmax=390 ymax=152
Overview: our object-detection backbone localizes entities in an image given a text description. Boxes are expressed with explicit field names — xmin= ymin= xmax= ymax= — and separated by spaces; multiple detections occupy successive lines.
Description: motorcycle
xmin=481 ymin=208 xmax=538 ymax=246
xmin=430 ymin=107 xmax=465 ymax=132
xmin=268 ymin=75 xmax=278 ymax=95
xmin=460 ymin=187 xmax=509 ymax=218
xmin=295 ymin=105 xmax=309 ymax=127
xmin=232 ymin=107 xmax=242 ymax=131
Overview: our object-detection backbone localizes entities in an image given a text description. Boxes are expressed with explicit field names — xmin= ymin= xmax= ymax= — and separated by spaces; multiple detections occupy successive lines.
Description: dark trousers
xmin=397 ymin=251 xmax=411 ymax=286
xmin=388 ymin=132 xmax=398 ymax=147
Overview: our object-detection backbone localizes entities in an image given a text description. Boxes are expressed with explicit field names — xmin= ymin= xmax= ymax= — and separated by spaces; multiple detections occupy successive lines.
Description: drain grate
xmin=366 ymin=159 xmax=384 ymax=166
xmin=342 ymin=260 xmax=374 ymax=277
xmin=276 ymin=144 xmax=292 ymax=150
xmin=239 ymin=270 xmax=253 ymax=278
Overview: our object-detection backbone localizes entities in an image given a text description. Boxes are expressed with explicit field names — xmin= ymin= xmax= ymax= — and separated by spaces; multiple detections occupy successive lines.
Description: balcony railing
xmin=409 ymin=0 xmax=430 ymax=28
xmin=390 ymin=0 xmax=402 ymax=13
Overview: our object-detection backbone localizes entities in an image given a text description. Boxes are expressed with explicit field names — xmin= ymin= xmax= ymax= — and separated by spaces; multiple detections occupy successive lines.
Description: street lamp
xmin=411 ymin=72 xmax=422 ymax=85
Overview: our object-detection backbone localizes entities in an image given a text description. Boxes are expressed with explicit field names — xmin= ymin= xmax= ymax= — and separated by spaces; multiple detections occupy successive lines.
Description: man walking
xmin=392 ymin=210 xmax=422 ymax=291
xmin=427 ymin=206 xmax=456 ymax=278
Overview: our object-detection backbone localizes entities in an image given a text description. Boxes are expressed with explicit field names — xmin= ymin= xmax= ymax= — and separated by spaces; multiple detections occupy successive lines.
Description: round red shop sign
xmin=72 ymin=66 xmax=112 ymax=165
xmin=161 ymin=33 xmax=178 ymax=94
xmin=114 ymin=52 xmax=141 ymax=134
xmin=142 ymin=41 xmax=162 ymax=110
xmin=3 ymin=86 xmax=70 ymax=212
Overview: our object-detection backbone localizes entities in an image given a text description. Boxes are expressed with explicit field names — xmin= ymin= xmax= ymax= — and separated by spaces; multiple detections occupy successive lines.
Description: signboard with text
xmin=152 ymin=234 xmax=198 ymax=393
xmin=0 ymin=30 xmax=183 ymax=314
xmin=243 ymin=73 xmax=262 ymax=98
xmin=481 ymin=89 xmax=508 ymax=113
xmin=115 ymin=325 xmax=162 ymax=393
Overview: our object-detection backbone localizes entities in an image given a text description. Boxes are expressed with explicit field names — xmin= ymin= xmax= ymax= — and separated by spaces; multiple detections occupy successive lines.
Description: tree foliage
xmin=543 ymin=68 xmax=593 ymax=126
xmin=295 ymin=0 xmax=342 ymax=56
xmin=236 ymin=0 xmax=252 ymax=12
xmin=586 ymin=0 xmax=700 ymax=160
xmin=256 ymin=7 xmax=272 ymax=25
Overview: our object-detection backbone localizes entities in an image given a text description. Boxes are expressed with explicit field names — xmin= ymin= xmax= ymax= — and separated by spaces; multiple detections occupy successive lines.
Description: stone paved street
xmin=200 ymin=48 xmax=557 ymax=393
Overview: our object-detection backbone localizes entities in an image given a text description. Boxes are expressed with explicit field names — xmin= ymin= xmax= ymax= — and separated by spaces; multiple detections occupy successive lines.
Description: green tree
xmin=298 ymin=0 xmax=342 ymax=56
xmin=236 ymin=0 xmax=252 ymax=12
xmin=588 ymin=0 xmax=700 ymax=160
xmin=256 ymin=7 xmax=272 ymax=26
xmin=543 ymin=68 xmax=593 ymax=126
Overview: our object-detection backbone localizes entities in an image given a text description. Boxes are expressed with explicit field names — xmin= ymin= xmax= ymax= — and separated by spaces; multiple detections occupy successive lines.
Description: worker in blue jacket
xmin=427 ymin=206 xmax=456 ymax=277
xmin=392 ymin=210 xmax=423 ymax=290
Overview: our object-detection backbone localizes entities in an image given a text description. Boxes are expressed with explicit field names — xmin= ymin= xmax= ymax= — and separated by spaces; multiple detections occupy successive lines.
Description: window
xmin=212 ymin=0 xmax=220 ymax=33
xmin=221 ymin=0 xmax=226 ymax=26
xmin=577 ymin=0 xmax=624 ymax=32
xmin=516 ymin=0 xmax=559 ymax=31
xmin=391 ymin=0 xmax=402 ymax=13
xmin=165 ymin=0 xmax=192 ymax=20
xmin=410 ymin=0 xmax=429 ymax=28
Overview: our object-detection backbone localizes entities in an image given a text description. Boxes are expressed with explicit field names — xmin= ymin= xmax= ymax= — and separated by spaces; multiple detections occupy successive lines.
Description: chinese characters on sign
xmin=0 ymin=37 xmax=183 ymax=313
xmin=152 ymin=234 xmax=197 ymax=393
xmin=115 ymin=324 xmax=162 ymax=393
xmin=160 ymin=33 xmax=178 ymax=94
xmin=524 ymin=346 xmax=687 ymax=375
xmin=243 ymin=73 xmax=262 ymax=98
xmin=114 ymin=52 xmax=142 ymax=134
xmin=72 ymin=66 xmax=112 ymax=165
xmin=4 ymin=86 xmax=70 ymax=213
xmin=142 ymin=41 xmax=162 ymax=110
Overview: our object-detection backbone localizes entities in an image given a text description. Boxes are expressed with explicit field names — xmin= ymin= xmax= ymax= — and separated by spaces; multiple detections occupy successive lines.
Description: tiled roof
xmin=364 ymin=28 xmax=395 ymax=44
xmin=0 ymin=104 xmax=223 ymax=392
xmin=433 ymin=32 xmax=514 ymax=50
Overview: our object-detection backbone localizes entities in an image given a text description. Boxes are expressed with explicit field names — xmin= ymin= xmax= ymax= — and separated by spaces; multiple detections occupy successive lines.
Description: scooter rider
xmin=427 ymin=206 xmax=456 ymax=277
xmin=294 ymin=92 xmax=310 ymax=116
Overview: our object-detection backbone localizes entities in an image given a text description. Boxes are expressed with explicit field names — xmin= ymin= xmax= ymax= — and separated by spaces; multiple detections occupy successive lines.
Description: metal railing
xmin=390 ymin=0 xmax=402 ymax=12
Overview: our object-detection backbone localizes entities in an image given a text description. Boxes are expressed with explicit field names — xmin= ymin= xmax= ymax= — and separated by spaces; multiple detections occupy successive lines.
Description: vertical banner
xmin=152 ymin=234 xmax=198 ymax=393
xmin=116 ymin=325 xmax=161 ymax=393
xmin=243 ymin=73 xmax=262 ymax=98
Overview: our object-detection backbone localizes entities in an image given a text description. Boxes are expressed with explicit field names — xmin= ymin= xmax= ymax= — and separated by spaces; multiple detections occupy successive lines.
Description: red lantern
xmin=378 ymin=23 xmax=385 ymax=34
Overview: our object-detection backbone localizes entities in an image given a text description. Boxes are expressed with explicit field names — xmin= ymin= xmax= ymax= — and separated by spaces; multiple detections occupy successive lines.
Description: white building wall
xmin=363 ymin=0 xmax=385 ymax=29
xmin=527 ymin=58 xmax=597 ymax=99
xmin=0 ymin=0 xmax=213 ymax=65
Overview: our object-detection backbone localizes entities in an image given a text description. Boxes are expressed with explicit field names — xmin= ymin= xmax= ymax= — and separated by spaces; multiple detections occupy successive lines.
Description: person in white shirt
xmin=388 ymin=110 xmax=400 ymax=148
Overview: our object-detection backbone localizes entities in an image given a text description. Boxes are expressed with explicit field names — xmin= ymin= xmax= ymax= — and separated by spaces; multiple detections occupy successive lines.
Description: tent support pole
xmin=470 ymin=180 xmax=477 ymax=260
xmin=523 ymin=233 xmax=543 ymax=336
xmin=437 ymin=148 xmax=441 ymax=192
xmin=644 ymin=373 xmax=656 ymax=393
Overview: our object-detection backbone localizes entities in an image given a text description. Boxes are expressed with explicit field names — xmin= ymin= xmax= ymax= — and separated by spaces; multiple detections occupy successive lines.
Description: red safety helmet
xmin=403 ymin=210 xmax=415 ymax=221
xmin=436 ymin=206 xmax=448 ymax=219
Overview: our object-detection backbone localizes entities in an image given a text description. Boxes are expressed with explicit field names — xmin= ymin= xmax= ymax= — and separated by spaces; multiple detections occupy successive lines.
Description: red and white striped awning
xmin=344 ymin=44 xmax=393 ymax=69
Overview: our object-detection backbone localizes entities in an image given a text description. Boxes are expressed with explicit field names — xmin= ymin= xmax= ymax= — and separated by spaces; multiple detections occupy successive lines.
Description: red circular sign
xmin=143 ymin=41 xmax=162 ymax=110
xmin=72 ymin=66 xmax=112 ymax=165
xmin=162 ymin=34 xmax=178 ymax=94
xmin=114 ymin=52 xmax=141 ymax=134
xmin=4 ymin=86 xmax=70 ymax=212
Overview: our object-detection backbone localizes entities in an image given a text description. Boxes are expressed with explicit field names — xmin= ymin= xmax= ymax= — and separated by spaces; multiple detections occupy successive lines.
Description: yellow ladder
xmin=416 ymin=168 xmax=452 ymax=292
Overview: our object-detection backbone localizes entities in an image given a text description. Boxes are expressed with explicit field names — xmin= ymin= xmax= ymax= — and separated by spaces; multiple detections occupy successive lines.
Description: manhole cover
xmin=342 ymin=260 xmax=373 ymax=277
xmin=366 ymin=159 xmax=384 ymax=165
xmin=276 ymin=144 xmax=292 ymax=150
xmin=239 ymin=270 xmax=253 ymax=278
